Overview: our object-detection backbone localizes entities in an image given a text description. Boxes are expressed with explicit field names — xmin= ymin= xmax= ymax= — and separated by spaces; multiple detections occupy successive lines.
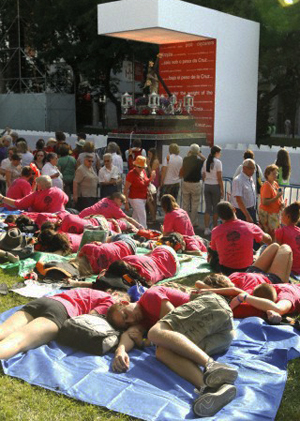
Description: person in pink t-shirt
xmin=0 ymin=175 xmax=68 ymax=213
xmin=79 ymin=192 xmax=142 ymax=230
xmin=183 ymin=235 xmax=207 ymax=255
xmin=0 ymin=289 xmax=117 ymax=360
xmin=210 ymin=201 xmax=272 ymax=275
xmin=5 ymin=166 xmax=33 ymax=209
xmin=275 ymin=202 xmax=300 ymax=276
xmin=161 ymin=194 xmax=195 ymax=236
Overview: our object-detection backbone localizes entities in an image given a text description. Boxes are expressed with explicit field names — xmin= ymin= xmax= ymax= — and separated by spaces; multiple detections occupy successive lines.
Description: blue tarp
xmin=1 ymin=307 xmax=300 ymax=421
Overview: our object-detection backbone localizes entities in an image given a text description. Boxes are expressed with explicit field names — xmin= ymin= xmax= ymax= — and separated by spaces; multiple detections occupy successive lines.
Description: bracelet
xmin=237 ymin=293 xmax=248 ymax=304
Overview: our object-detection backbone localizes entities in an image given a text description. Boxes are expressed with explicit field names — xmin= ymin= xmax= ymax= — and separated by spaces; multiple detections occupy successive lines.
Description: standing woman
xmin=124 ymin=156 xmax=156 ymax=229
xmin=259 ymin=164 xmax=284 ymax=240
xmin=275 ymin=148 xmax=291 ymax=186
xmin=6 ymin=153 xmax=22 ymax=189
xmin=34 ymin=149 xmax=47 ymax=171
xmin=73 ymin=153 xmax=99 ymax=211
xmin=58 ymin=144 xmax=76 ymax=203
xmin=202 ymin=145 xmax=224 ymax=236
xmin=147 ymin=148 xmax=160 ymax=223
xmin=98 ymin=153 xmax=121 ymax=198
xmin=42 ymin=152 xmax=64 ymax=190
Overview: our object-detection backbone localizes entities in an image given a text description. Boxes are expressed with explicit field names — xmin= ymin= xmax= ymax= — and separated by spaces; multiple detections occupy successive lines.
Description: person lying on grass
xmin=107 ymin=285 xmax=238 ymax=418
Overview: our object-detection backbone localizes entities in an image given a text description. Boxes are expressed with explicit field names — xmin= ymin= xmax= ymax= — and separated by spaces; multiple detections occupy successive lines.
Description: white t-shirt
xmin=202 ymin=158 xmax=222 ymax=185
xmin=0 ymin=158 xmax=11 ymax=181
xmin=42 ymin=162 xmax=64 ymax=190
xmin=111 ymin=153 xmax=124 ymax=174
xmin=98 ymin=165 xmax=120 ymax=183
xmin=162 ymin=154 xmax=183 ymax=185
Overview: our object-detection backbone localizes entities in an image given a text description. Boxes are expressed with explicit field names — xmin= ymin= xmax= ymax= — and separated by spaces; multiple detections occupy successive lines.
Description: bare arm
xmin=261 ymin=233 xmax=272 ymax=244
xmin=217 ymin=171 xmax=224 ymax=198
xmin=160 ymin=166 xmax=167 ymax=186
xmin=230 ymin=293 xmax=292 ymax=315
xmin=124 ymin=180 xmax=131 ymax=211
xmin=0 ymin=194 xmax=16 ymax=208
xmin=235 ymin=196 xmax=253 ymax=223
xmin=5 ymin=170 xmax=11 ymax=188
xmin=125 ymin=215 xmax=142 ymax=229
xmin=159 ymin=300 xmax=175 ymax=318
xmin=112 ymin=325 xmax=146 ymax=372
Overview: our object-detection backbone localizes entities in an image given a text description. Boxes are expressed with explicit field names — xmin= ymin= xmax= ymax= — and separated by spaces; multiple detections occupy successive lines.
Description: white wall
xmin=98 ymin=0 xmax=260 ymax=146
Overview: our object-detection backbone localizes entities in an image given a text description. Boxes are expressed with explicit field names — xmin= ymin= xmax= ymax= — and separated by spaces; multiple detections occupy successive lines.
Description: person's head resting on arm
xmin=106 ymin=301 xmax=144 ymax=331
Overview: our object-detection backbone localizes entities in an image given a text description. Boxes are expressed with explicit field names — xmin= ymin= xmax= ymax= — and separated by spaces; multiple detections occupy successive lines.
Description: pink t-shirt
xmin=273 ymin=283 xmax=300 ymax=314
xmin=183 ymin=235 xmax=207 ymax=252
xmin=123 ymin=246 xmax=178 ymax=284
xmin=275 ymin=225 xmax=300 ymax=274
xmin=65 ymin=232 xmax=82 ymax=253
xmin=229 ymin=272 xmax=271 ymax=293
xmin=60 ymin=214 xmax=100 ymax=234
xmin=163 ymin=209 xmax=195 ymax=236
xmin=138 ymin=286 xmax=189 ymax=330
xmin=50 ymin=289 xmax=115 ymax=317
xmin=210 ymin=219 xmax=264 ymax=268
xmin=79 ymin=241 xmax=134 ymax=274
xmin=79 ymin=198 xmax=126 ymax=219
xmin=14 ymin=187 xmax=68 ymax=213
xmin=6 ymin=178 xmax=32 ymax=209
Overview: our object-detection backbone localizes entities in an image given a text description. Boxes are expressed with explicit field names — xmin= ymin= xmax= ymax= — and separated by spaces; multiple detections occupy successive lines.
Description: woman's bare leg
xmin=268 ymin=244 xmax=293 ymax=283
xmin=252 ymin=243 xmax=280 ymax=272
xmin=0 ymin=317 xmax=59 ymax=360
xmin=0 ymin=310 xmax=34 ymax=341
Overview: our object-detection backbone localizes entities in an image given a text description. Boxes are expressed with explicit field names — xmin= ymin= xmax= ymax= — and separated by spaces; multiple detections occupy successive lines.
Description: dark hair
xmin=11 ymin=153 xmax=21 ymax=161
xmin=34 ymin=149 xmax=46 ymax=164
xmin=275 ymin=149 xmax=291 ymax=181
xmin=264 ymin=164 xmax=278 ymax=180
xmin=132 ymin=139 xmax=142 ymax=148
xmin=253 ymin=284 xmax=277 ymax=302
xmin=15 ymin=214 xmax=35 ymax=228
xmin=58 ymin=143 xmax=70 ymax=157
xmin=206 ymin=145 xmax=221 ymax=172
xmin=217 ymin=201 xmax=235 ymax=220
xmin=203 ymin=273 xmax=234 ymax=288
xmin=15 ymin=137 xmax=27 ymax=145
xmin=77 ymin=132 xmax=86 ymax=140
xmin=105 ymin=260 xmax=149 ymax=286
xmin=21 ymin=166 xmax=33 ymax=178
xmin=161 ymin=194 xmax=179 ymax=213
xmin=109 ymin=192 xmax=126 ymax=202
xmin=148 ymin=148 xmax=159 ymax=168
xmin=38 ymin=229 xmax=72 ymax=255
xmin=284 ymin=202 xmax=300 ymax=224
xmin=41 ymin=221 xmax=57 ymax=231
xmin=243 ymin=149 xmax=254 ymax=160
xmin=35 ymin=139 xmax=45 ymax=150
xmin=55 ymin=131 xmax=66 ymax=142
xmin=160 ymin=232 xmax=186 ymax=252
xmin=47 ymin=152 xmax=57 ymax=162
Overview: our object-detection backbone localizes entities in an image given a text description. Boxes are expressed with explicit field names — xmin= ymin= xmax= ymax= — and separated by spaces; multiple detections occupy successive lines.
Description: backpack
xmin=57 ymin=314 xmax=120 ymax=355
xmin=127 ymin=148 xmax=143 ymax=170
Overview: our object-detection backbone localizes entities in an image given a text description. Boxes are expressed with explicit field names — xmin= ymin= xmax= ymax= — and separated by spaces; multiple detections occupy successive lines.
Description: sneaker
xmin=203 ymin=361 xmax=238 ymax=388
xmin=204 ymin=228 xmax=211 ymax=236
xmin=193 ymin=384 xmax=237 ymax=417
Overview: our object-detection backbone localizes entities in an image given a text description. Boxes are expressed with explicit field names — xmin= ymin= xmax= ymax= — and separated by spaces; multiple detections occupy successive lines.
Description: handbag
xmin=57 ymin=314 xmax=120 ymax=355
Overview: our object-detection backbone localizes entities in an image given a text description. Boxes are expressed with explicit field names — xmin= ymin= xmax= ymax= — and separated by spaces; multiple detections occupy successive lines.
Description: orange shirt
xmin=259 ymin=181 xmax=281 ymax=213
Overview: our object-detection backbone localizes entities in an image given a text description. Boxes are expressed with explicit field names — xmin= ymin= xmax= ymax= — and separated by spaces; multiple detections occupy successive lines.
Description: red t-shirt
xmin=275 ymin=225 xmax=300 ymax=274
xmin=79 ymin=241 xmax=134 ymax=274
xmin=183 ymin=235 xmax=207 ymax=252
xmin=123 ymin=246 xmax=178 ymax=284
xmin=60 ymin=214 xmax=100 ymax=234
xmin=163 ymin=209 xmax=195 ymax=236
xmin=229 ymin=272 xmax=272 ymax=292
xmin=14 ymin=187 xmax=68 ymax=213
xmin=50 ymin=289 xmax=115 ymax=317
xmin=126 ymin=169 xmax=150 ymax=199
xmin=273 ymin=283 xmax=300 ymax=314
xmin=79 ymin=198 xmax=126 ymax=220
xmin=138 ymin=286 xmax=189 ymax=330
xmin=6 ymin=178 xmax=32 ymax=209
xmin=210 ymin=219 xmax=264 ymax=268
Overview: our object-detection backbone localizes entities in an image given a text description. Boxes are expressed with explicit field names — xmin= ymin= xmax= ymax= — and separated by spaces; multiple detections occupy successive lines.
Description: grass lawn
xmin=0 ymin=269 xmax=299 ymax=421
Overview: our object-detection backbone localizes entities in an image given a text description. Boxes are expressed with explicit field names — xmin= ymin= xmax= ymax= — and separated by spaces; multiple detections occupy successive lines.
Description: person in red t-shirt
xmin=0 ymin=289 xmax=118 ymax=360
xmin=161 ymin=194 xmax=195 ymax=236
xmin=5 ymin=166 xmax=33 ymax=209
xmin=124 ymin=156 xmax=156 ymax=229
xmin=275 ymin=201 xmax=300 ymax=277
xmin=210 ymin=201 xmax=272 ymax=275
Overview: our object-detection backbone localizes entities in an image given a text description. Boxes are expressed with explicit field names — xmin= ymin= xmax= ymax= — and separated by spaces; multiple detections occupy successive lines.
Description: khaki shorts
xmin=161 ymin=292 xmax=235 ymax=356
xmin=258 ymin=208 xmax=280 ymax=233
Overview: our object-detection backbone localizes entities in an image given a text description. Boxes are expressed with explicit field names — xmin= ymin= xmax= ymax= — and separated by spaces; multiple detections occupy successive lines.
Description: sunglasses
xmin=86 ymin=159 xmax=93 ymax=162
xmin=104 ymin=160 xmax=111 ymax=162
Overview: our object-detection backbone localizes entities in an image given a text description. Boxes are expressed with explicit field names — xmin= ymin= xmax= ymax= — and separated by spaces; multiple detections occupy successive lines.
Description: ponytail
xmin=206 ymin=145 xmax=221 ymax=173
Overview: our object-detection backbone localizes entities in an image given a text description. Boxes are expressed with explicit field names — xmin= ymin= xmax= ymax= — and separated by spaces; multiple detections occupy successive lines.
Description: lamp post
xmin=121 ymin=92 xmax=133 ymax=114
xmin=184 ymin=94 xmax=194 ymax=114
xmin=148 ymin=92 xmax=160 ymax=115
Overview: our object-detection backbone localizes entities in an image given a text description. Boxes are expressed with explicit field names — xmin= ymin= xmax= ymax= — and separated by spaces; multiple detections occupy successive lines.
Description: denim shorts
xmin=161 ymin=292 xmax=235 ymax=356
xmin=246 ymin=266 xmax=282 ymax=284
xmin=21 ymin=297 xmax=69 ymax=328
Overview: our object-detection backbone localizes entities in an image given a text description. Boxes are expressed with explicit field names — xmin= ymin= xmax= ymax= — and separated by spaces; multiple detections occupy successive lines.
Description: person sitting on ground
xmin=194 ymin=242 xmax=293 ymax=321
xmin=275 ymin=201 xmax=300 ymax=279
xmin=210 ymin=201 xmax=272 ymax=275
xmin=0 ymin=289 xmax=120 ymax=361
xmin=5 ymin=166 xmax=34 ymax=209
xmin=79 ymin=192 xmax=142 ymax=230
xmin=0 ymin=175 xmax=68 ymax=213
xmin=107 ymin=285 xmax=237 ymax=418
xmin=161 ymin=194 xmax=195 ymax=236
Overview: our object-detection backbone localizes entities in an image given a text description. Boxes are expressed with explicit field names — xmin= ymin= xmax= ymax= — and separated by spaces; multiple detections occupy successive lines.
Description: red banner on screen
xmin=159 ymin=40 xmax=216 ymax=145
